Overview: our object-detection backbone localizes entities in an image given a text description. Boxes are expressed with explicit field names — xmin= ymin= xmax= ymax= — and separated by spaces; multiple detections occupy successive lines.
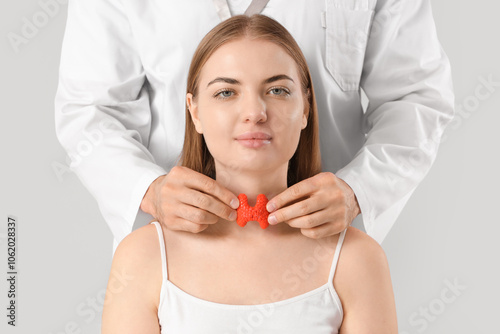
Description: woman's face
xmin=186 ymin=38 xmax=308 ymax=176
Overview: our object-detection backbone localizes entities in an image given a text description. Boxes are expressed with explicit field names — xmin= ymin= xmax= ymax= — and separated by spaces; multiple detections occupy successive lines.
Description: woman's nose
xmin=242 ymin=93 xmax=267 ymax=123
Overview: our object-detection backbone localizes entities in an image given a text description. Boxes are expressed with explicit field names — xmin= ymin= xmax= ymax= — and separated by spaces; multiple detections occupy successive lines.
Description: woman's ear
xmin=302 ymin=88 xmax=311 ymax=130
xmin=186 ymin=93 xmax=203 ymax=134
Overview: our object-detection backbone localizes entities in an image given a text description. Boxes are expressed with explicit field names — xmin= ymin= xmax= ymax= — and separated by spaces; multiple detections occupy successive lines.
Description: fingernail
xmin=267 ymin=202 xmax=276 ymax=212
xmin=229 ymin=211 xmax=237 ymax=221
xmin=230 ymin=198 xmax=239 ymax=209
xmin=268 ymin=215 xmax=277 ymax=225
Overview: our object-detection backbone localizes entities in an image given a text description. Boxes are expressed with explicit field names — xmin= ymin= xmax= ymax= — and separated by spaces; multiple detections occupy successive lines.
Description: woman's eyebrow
xmin=206 ymin=74 xmax=294 ymax=88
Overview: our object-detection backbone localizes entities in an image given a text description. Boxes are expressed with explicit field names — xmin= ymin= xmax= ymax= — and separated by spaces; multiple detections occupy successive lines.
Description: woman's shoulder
xmin=111 ymin=222 xmax=164 ymax=302
xmin=102 ymin=223 xmax=164 ymax=331
xmin=333 ymin=226 xmax=394 ymax=315
xmin=114 ymin=222 xmax=163 ymax=262
xmin=341 ymin=226 xmax=386 ymax=258
xmin=320 ymin=226 xmax=385 ymax=263
xmin=336 ymin=226 xmax=389 ymax=280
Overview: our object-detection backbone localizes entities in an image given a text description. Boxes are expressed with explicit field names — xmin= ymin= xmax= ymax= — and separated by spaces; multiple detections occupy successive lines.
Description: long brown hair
xmin=177 ymin=14 xmax=322 ymax=187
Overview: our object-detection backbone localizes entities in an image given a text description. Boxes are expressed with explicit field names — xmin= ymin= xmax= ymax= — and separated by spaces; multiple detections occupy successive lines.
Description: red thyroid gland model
xmin=236 ymin=193 xmax=270 ymax=229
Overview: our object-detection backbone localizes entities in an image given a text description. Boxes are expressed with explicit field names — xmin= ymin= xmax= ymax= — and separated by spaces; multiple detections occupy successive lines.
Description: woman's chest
xmin=163 ymin=233 xmax=336 ymax=305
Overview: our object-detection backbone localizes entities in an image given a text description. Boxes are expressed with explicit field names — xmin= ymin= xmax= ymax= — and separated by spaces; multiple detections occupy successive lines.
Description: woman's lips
xmin=236 ymin=138 xmax=272 ymax=148
xmin=235 ymin=132 xmax=272 ymax=140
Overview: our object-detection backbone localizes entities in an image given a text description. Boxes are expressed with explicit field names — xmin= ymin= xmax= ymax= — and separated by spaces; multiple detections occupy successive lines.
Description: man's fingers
xmin=165 ymin=166 xmax=239 ymax=225
xmin=266 ymin=178 xmax=317 ymax=213
xmin=183 ymin=169 xmax=240 ymax=210
xmin=166 ymin=218 xmax=210 ymax=234
xmin=174 ymin=203 xmax=220 ymax=226
xmin=178 ymin=189 xmax=237 ymax=222
xmin=269 ymin=196 xmax=324 ymax=225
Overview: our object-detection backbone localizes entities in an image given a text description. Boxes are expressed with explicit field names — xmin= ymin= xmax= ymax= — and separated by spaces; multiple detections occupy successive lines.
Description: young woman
xmin=101 ymin=14 xmax=397 ymax=333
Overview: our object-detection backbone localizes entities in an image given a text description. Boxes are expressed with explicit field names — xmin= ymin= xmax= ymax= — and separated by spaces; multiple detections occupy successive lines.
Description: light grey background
xmin=1 ymin=0 xmax=498 ymax=333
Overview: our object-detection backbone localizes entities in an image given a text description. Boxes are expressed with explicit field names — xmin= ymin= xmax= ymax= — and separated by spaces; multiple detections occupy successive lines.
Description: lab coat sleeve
xmin=54 ymin=0 xmax=168 ymax=244
xmin=335 ymin=0 xmax=455 ymax=239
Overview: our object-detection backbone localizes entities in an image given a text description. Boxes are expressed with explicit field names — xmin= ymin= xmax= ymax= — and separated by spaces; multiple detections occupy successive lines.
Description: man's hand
xmin=140 ymin=166 xmax=240 ymax=233
xmin=266 ymin=172 xmax=361 ymax=239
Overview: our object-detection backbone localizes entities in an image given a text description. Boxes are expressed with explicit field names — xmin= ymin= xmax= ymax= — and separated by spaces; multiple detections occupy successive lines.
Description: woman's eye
xmin=214 ymin=87 xmax=290 ymax=100
xmin=269 ymin=87 xmax=290 ymax=96
xmin=214 ymin=89 xmax=234 ymax=99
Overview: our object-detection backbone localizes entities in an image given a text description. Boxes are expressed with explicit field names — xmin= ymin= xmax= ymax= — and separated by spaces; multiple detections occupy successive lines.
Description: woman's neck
xmin=203 ymin=162 xmax=298 ymax=240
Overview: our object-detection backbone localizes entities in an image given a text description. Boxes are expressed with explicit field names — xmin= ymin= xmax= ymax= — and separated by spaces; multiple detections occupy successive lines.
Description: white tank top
xmin=151 ymin=221 xmax=347 ymax=333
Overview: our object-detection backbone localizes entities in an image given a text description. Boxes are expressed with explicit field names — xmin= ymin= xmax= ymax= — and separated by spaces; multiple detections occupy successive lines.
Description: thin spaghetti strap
xmin=150 ymin=221 xmax=168 ymax=280
xmin=328 ymin=228 xmax=348 ymax=283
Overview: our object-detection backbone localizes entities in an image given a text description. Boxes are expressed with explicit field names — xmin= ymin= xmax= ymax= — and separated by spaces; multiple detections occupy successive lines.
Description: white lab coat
xmin=54 ymin=0 xmax=455 ymax=254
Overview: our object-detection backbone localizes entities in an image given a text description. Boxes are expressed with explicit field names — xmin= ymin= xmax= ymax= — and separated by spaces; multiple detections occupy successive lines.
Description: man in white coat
xmin=54 ymin=0 xmax=455 ymax=254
